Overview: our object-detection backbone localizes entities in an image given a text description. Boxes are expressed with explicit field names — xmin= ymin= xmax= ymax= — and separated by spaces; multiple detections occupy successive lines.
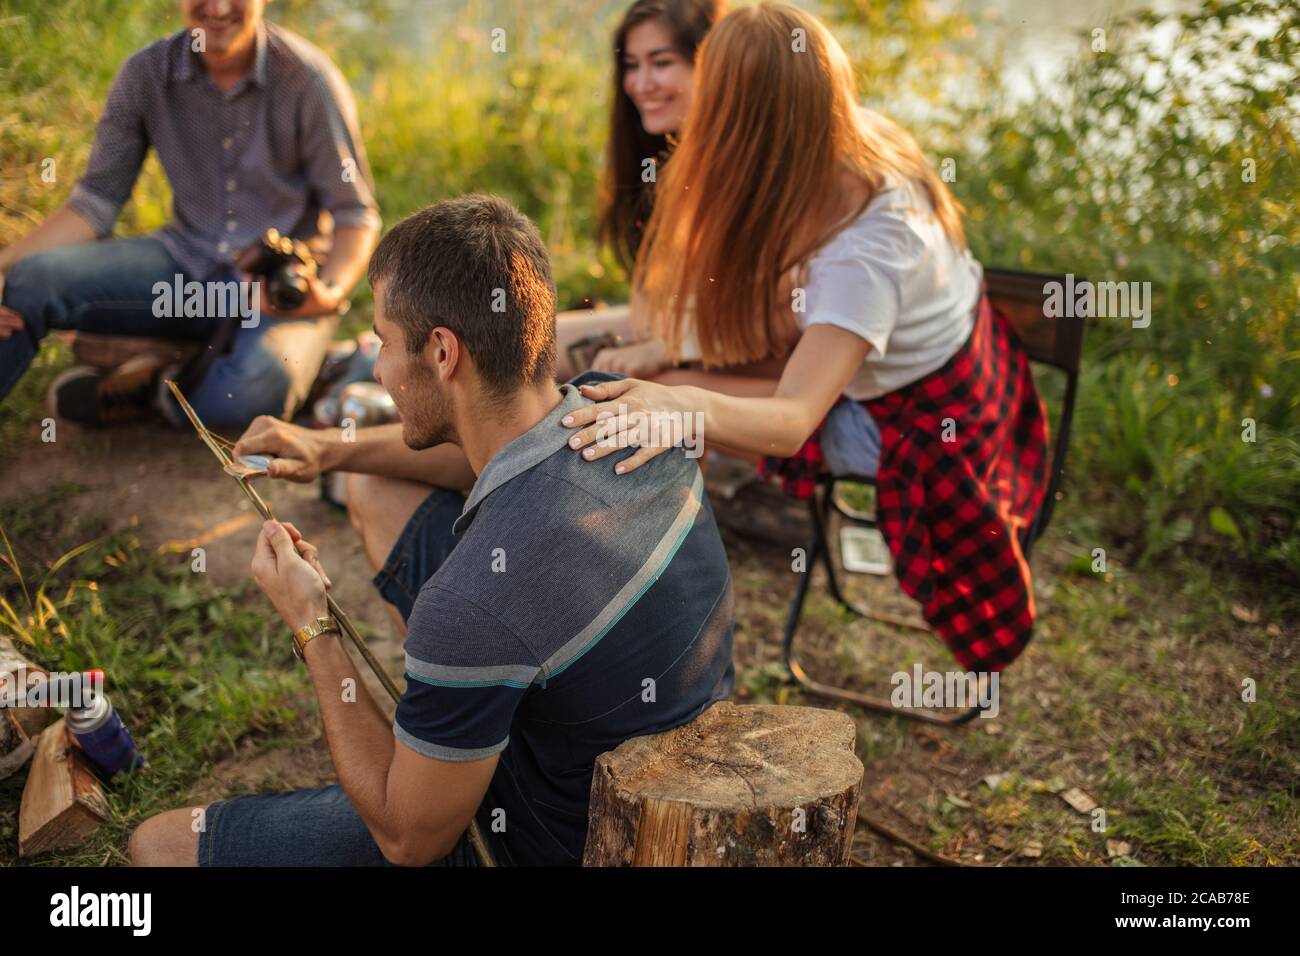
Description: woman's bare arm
xmin=561 ymin=324 xmax=871 ymax=467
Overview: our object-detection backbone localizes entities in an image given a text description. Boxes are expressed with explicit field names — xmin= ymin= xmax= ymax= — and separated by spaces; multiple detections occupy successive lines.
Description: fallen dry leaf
xmin=988 ymin=832 xmax=1014 ymax=851
xmin=1021 ymin=840 xmax=1043 ymax=858
xmin=1106 ymin=839 xmax=1132 ymax=858
xmin=1061 ymin=787 xmax=1099 ymax=814
xmin=1231 ymin=603 xmax=1260 ymax=624
xmin=983 ymin=772 xmax=1012 ymax=790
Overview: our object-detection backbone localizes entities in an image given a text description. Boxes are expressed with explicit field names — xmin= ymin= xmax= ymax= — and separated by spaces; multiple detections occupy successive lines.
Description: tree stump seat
xmin=584 ymin=700 xmax=863 ymax=866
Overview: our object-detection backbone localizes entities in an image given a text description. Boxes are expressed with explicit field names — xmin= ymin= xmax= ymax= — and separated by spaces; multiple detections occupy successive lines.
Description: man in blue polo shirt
xmin=128 ymin=194 xmax=734 ymax=866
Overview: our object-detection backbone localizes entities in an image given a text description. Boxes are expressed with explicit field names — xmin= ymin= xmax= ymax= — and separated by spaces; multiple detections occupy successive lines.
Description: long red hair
xmin=635 ymin=2 xmax=966 ymax=366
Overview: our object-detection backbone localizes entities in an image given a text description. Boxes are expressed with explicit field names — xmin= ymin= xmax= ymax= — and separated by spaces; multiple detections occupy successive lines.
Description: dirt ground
xmin=8 ymin=417 xmax=1286 ymax=867
xmin=4 ymin=420 xmax=907 ymax=861
xmin=5 ymin=420 xmax=401 ymax=645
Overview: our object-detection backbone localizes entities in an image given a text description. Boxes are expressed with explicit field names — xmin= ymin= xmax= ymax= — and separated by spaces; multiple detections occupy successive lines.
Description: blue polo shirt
xmin=394 ymin=375 xmax=735 ymax=865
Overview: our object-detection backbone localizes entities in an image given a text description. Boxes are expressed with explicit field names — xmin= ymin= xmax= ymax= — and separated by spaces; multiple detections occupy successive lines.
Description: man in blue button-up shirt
xmin=0 ymin=0 xmax=381 ymax=427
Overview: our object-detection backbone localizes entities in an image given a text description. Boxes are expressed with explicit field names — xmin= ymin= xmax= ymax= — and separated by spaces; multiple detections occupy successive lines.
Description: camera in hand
xmin=242 ymin=229 xmax=318 ymax=312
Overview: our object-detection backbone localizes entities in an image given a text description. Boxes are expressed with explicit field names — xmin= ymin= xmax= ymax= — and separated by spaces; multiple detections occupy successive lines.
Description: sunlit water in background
xmin=360 ymin=0 xmax=1202 ymax=100
xmin=343 ymin=0 xmax=1260 ymax=139
xmin=966 ymin=0 xmax=1197 ymax=100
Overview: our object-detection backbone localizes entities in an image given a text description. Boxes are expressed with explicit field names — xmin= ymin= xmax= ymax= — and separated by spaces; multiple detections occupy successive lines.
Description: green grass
xmin=953 ymin=0 xmax=1300 ymax=575
xmin=727 ymin=512 xmax=1298 ymax=866
xmin=0 ymin=335 xmax=68 ymax=454
xmin=0 ymin=498 xmax=308 ymax=865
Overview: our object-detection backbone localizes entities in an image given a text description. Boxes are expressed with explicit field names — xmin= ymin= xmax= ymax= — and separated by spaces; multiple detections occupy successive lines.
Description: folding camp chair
xmin=780 ymin=268 xmax=1087 ymax=724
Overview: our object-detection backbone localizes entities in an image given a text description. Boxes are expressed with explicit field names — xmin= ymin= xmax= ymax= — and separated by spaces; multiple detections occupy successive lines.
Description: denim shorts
xmin=198 ymin=785 xmax=481 ymax=866
xmin=199 ymin=487 xmax=475 ymax=866
xmin=370 ymin=485 xmax=467 ymax=623
xmin=821 ymin=399 xmax=882 ymax=478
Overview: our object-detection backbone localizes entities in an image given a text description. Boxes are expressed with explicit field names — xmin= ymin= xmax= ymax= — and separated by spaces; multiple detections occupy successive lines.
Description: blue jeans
xmin=198 ymin=785 xmax=481 ymax=867
xmin=1 ymin=237 xmax=312 ymax=426
xmin=372 ymin=486 xmax=467 ymax=622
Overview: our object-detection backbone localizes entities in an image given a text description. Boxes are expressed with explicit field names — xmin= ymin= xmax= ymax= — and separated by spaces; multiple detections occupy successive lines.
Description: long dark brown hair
xmin=596 ymin=0 xmax=727 ymax=273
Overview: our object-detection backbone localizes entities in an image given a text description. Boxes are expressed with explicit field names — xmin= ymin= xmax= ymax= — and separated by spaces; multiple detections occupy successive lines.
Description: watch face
xmin=293 ymin=624 xmax=314 ymax=659
xmin=294 ymin=619 xmax=331 ymax=660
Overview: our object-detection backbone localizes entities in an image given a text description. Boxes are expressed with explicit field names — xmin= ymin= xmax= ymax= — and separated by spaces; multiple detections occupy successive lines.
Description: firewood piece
xmin=0 ymin=710 xmax=35 ymax=780
xmin=0 ymin=637 xmax=51 ymax=779
xmin=0 ymin=636 xmax=43 ymax=709
xmin=708 ymin=480 xmax=811 ymax=548
xmin=18 ymin=719 xmax=109 ymax=857
xmin=61 ymin=330 xmax=195 ymax=371
xmin=584 ymin=701 xmax=863 ymax=866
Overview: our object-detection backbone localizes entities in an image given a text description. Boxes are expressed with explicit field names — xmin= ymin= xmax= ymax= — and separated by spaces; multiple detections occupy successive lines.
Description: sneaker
xmin=48 ymin=356 xmax=163 ymax=427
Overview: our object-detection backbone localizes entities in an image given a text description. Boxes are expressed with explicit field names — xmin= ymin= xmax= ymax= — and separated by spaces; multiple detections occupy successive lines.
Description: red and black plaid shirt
xmin=758 ymin=294 xmax=1049 ymax=672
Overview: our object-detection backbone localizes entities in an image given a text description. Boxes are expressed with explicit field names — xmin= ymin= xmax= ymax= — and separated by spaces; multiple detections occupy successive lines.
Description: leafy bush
xmin=1 ymin=0 xmax=1295 ymax=574
xmin=950 ymin=0 xmax=1299 ymax=573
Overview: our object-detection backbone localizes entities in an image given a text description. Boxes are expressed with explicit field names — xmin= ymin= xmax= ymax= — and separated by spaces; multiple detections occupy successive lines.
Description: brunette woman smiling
xmin=555 ymin=0 xmax=726 ymax=379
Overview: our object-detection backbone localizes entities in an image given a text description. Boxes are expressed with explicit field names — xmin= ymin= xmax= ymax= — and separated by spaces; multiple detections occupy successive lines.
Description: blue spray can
xmin=65 ymin=673 xmax=143 ymax=778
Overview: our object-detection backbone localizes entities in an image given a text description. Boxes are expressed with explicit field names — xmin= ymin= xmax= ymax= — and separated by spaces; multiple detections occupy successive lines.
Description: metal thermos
xmin=320 ymin=382 xmax=400 ymax=508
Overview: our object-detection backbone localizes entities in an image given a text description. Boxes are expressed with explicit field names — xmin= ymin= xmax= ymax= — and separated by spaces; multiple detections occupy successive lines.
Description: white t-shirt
xmin=800 ymin=177 xmax=982 ymax=400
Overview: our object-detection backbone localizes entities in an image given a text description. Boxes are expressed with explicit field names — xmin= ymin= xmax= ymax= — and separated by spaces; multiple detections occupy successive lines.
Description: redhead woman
xmin=564 ymin=3 xmax=1051 ymax=673
xmin=567 ymin=0 xmax=867 ymax=445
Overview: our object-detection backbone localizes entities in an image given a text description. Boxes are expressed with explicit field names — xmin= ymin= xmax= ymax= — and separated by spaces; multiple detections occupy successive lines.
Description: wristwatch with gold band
xmin=293 ymin=616 xmax=339 ymax=661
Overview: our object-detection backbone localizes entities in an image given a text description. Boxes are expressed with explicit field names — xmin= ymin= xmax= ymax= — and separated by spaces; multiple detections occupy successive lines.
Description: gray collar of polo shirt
xmin=452 ymin=384 xmax=590 ymax=536
xmin=171 ymin=20 xmax=269 ymax=91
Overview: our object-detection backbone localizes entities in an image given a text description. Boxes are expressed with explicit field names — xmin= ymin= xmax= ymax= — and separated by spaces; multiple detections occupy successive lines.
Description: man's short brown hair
xmin=367 ymin=194 xmax=557 ymax=395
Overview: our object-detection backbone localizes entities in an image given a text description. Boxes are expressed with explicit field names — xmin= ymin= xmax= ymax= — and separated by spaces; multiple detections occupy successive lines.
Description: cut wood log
xmin=0 ymin=636 xmax=43 ymax=708
xmin=59 ymin=329 xmax=196 ymax=371
xmin=0 ymin=710 xmax=35 ymax=781
xmin=0 ymin=637 xmax=52 ymax=780
xmin=708 ymin=480 xmax=811 ymax=549
xmin=584 ymin=700 xmax=863 ymax=866
xmin=18 ymin=718 xmax=109 ymax=858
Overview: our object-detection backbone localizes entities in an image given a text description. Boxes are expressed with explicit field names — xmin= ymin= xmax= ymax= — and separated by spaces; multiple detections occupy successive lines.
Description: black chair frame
xmin=780 ymin=268 xmax=1087 ymax=725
